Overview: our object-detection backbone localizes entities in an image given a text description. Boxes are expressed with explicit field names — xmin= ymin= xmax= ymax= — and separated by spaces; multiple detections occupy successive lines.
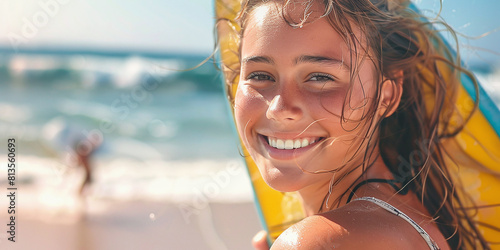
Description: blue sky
xmin=0 ymin=0 xmax=498 ymax=65
xmin=0 ymin=0 xmax=215 ymax=54
xmin=415 ymin=0 xmax=500 ymax=66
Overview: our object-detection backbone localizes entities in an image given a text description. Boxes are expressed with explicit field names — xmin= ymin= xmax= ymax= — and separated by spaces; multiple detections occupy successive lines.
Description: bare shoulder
xmin=271 ymin=201 xmax=432 ymax=250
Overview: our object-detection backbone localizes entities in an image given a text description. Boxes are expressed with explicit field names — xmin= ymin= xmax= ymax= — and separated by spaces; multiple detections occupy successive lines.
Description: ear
xmin=378 ymin=70 xmax=403 ymax=118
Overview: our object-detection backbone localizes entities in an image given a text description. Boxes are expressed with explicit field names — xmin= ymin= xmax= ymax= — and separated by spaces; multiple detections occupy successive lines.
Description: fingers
xmin=252 ymin=230 xmax=269 ymax=250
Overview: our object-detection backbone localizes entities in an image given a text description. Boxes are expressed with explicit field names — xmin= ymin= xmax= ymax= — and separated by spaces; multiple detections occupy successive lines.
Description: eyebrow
xmin=295 ymin=55 xmax=348 ymax=69
xmin=242 ymin=55 xmax=348 ymax=70
xmin=242 ymin=55 xmax=275 ymax=65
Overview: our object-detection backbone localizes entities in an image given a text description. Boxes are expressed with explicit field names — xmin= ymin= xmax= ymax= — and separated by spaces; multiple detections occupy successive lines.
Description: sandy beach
xmin=1 ymin=199 xmax=260 ymax=250
xmin=0 ymin=156 xmax=262 ymax=250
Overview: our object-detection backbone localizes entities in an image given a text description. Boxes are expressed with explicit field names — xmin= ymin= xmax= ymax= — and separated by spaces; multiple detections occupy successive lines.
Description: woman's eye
xmin=306 ymin=73 xmax=341 ymax=91
xmin=247 ymin=72 xmax=274 ymax=82
xmin=308 ymin=73 xmax=335 ymax=82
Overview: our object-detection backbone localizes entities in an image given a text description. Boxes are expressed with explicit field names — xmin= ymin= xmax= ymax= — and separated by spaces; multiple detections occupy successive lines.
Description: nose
xmin=266 ymin=88 xmax=303 ymax=122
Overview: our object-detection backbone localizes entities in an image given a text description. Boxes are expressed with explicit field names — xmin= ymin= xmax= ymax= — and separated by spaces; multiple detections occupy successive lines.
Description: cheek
xmin=340 ymin=80 xmax=378 ymax=121
xmin=234 ymin=85 xmax=267 ymax=134
xmin=316 ymin=86 xmax=374 ymax=134
xmin=317 ymin=92 xmax=347 ymax=116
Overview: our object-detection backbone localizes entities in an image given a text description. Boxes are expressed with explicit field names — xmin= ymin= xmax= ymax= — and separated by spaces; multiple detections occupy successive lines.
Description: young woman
xmin=219 ymin=0 xmax=494 ymax=249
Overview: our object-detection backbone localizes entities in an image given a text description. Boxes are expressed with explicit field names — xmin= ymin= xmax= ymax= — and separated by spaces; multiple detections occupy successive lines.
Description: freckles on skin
xmin=241 ymin=5 xmax=377 ymax=122
xmin=234 ymin=81 xmax=267 ymax=132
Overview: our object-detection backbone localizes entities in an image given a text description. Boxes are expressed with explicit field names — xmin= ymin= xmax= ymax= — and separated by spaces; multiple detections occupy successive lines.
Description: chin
xmin=257 ymin=159 xmax=307 ymax=192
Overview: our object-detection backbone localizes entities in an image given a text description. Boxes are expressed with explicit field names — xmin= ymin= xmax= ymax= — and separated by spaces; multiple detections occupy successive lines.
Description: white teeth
xmin=266 ymin=136 xmax=320 ymax=150
xmin=301 ymin=139 xmax=309 ymax=148
xmin=284 ymin=140 xmax=294 ymax=149
xmin=268 ymin=137 xmax=278 ymax=147
xmin=276 ymin=139 xmax=285 ymax=149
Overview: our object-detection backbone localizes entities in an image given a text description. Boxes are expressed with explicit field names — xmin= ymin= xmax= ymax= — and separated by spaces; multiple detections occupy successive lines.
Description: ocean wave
xmin=0 ymin=52 xmax=222 ymax=92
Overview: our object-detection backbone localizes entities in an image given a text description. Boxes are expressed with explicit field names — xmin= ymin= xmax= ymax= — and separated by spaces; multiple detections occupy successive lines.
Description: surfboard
xmin=215 ymin=0 xmax=500 ymax=247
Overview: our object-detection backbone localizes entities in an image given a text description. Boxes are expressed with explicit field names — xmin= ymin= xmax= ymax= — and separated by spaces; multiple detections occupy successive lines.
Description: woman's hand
xmin=252 ymin=230 xmax=269 ymax=250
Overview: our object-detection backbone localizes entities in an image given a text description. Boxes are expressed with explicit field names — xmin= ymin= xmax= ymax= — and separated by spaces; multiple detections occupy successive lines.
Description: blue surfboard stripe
xmin=461 ymin=73 xmax=500 ymax=137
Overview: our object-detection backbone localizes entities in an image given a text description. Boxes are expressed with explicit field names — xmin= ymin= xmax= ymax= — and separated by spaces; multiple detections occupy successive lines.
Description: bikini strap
xmin=352 ymin=197 xmax=440 ymax=250
xmin=346 ymin=178 xmax=406 ymax=203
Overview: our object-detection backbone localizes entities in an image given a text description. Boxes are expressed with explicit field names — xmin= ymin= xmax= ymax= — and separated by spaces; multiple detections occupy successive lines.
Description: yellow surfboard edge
xmin=215 ymin=0 xmax=500 ymax=247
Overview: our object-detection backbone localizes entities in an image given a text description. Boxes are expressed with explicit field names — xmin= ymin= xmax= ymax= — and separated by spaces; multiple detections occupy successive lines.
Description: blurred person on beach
xmin=41 ymin=117 xmax=103 ymax=195
xmin=217 ymin=0 xmax=500 ymax=249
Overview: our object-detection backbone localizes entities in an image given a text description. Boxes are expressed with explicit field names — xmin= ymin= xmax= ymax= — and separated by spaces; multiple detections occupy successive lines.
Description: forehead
xmin=241 ymin=2 xmax=365 ymax=65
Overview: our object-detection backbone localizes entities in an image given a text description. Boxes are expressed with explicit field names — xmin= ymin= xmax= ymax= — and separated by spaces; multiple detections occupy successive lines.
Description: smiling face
xmin=235 ymin=2 xmax=381 ymax=192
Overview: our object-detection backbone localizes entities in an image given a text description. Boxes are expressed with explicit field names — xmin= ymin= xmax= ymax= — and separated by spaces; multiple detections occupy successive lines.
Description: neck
xmin=297 ymin=155 xmax=395 ymax=216
xmin=297 ymin=177 xmax=332 ymax=216
xmin=297 ymin=168 xmax=362 ymax=216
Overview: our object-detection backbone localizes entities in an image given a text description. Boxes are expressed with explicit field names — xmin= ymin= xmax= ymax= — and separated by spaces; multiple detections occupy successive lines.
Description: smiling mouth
xmin=263 ymin=135 xmax=325 ymax=150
